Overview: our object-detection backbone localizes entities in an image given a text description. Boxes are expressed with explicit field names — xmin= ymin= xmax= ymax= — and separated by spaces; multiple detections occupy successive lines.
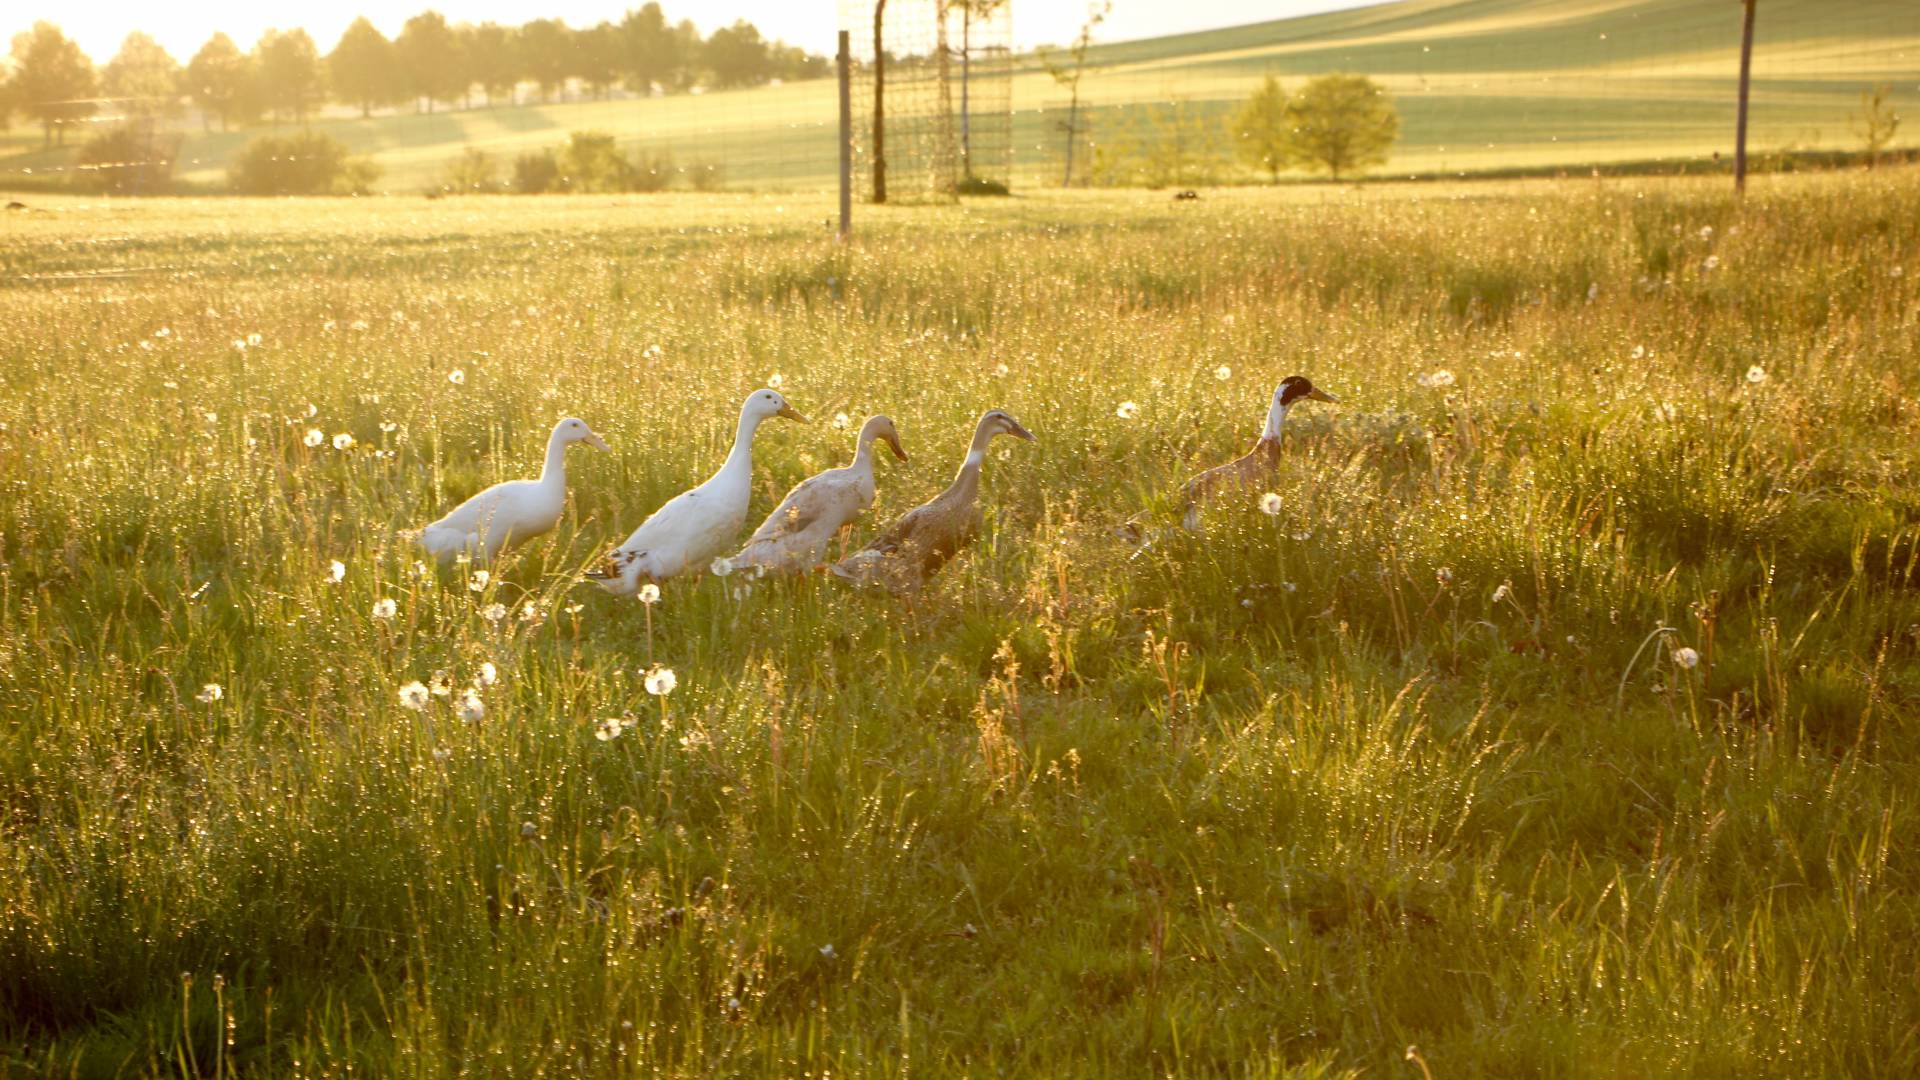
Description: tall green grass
xmin=1 ymin=173 xmax=1917 ymax=1075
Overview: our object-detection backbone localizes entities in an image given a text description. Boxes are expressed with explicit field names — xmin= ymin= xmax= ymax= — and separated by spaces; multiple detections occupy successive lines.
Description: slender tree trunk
xmin=1734 ymin=0 xmax=1756 ymax=193
xmin=873 ymin=0 xmax=888 ymax=204
xmin=1062 ymin=89 xmax=1079 ymax=187
xmin=960 ymin=8 xmax=971 ymax=176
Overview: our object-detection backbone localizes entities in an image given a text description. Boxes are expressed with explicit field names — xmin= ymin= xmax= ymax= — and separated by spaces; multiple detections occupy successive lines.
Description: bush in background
xmin=439 ymin=148 xmax=502 ymax=194
xmin=513 ymin=150 xmax=560 ymax=194
xmin=229 ymin=132 xmax=379 ymax=195
xmin=686 ymin=161 xmax=727 ymax=192
xmin=75 ymin=126 xmax=182 ymax=194
xmin=557 ymin=131 xmax=633 ymax=193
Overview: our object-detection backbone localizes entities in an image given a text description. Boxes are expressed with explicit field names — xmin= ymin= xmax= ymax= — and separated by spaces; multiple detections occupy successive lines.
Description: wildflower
xmin=397 ymin=681 xmax=430 ymax=711
xmin=1115 ymin=401 xmax=1140 ymax=420
xmin=1745 ymin=365 xmax=1767 ymax=385
xmin=594 ymin=717 xmax=624 ymax=741
xmin=1491 ymin=583 xmax=1513 ymax=604
xmin=332 ymin=432 xmax=354 ymax=451
xmin=232 ymin=338 xmax=248 ymax=351
xmin=1214 ymin=365 xmax=1232 ymax=381
xmin=832 ymin=412 xmax=850 ymax=431
xmin=431 ymin=747 xmax=452 ymax=761
xmin=819 ymin=944 xmax=837 ymax=960
xmin=710 ymin=556 xmax=735 ymax=578
xmin=327 ymin=559 xmax=346 ymax=584
xmin=429 ymin=671 xmax=454 ymax=696
xmin=1585 ymin=282 xmax=1600 ymax=302
xmin=456 ymin=688 xmax=485 ymax=722
xmin=1698 ymin=225 xmax=1714 ymax=240
xmin=1258 ymin=492 xmax=1283 ymax=516
xmin=767 ymin=373 xmax=784 ymax=389
xmin=518 ymin=602 xmax=544 ymax=626
xmin=644 ymin=665 xmax=678 ymax=696
xmin=196 ymin=682 xmax=223 ymax=703
xmin=478 ymin=661 xmax=499 ymax=686
xmin=379 ymin=421 xmax=398 ymax=433
xmin=1631 ymin=344 xmax=1647 ymax=360
xmin=993 ymin=362 xmax=1010 ymax=377
xmin=481 ymin=602 xmax=508 ymax=623
xmin=448 ymin=368 xmax=466 ymax=385
xmin=521 ymin=821 xmax=537 ymax=839
xmin=1427 ymin=369 xmax=1456 ymax=388
xmin=638 ymin=582 xmax=661 ymax=605
xmin=1436 ymin=566 xmax=1453 ymax=586
xmin=305 ymin=403 xmax=319 ymax=418
xmin=1703 ymin=255 xmax=1721 ymax=272
xmin=303 ymin=428 xmax=324 ymax=447
xmin=1672 ymin=646 xmax=1700 ymax=669
xmin=644 ymin=344 xmax=663 ymax=358
xmin=323 ymin=319 xmax=337 ymax=332
xmin=155 ymin=327 xmax=171 ymax=338
xmin=372 ymin=598 xmax=398 ymax=620
xmin=469 ymin=570 xmax=490 ymax=592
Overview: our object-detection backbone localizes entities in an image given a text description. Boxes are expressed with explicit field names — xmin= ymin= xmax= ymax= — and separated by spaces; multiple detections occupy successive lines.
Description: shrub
xmin=513 ymin=150 xmax=559 ymax=194
xmin=75 ymin=126 xmax=181 ymax=195
xmin=228 ymin=132 xmax=376 ymax=195
xmin=440 ymin=148 xmax=501 ymax=194
xmin=557 ymin=131 xmax=632 ymax=193
xmin=629 ymin=149 xmax=675 ymax=193
xmin=686 ymin=161 xmax=727 ymax=192
xmin=956 ymin=175 xmax=1010 ymax=196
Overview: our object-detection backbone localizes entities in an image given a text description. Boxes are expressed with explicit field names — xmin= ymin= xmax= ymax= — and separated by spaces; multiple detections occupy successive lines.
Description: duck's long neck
xmin=946 ymin=426 xmax=992 ymax=503
xmin=1260 ymin=393 xmax=1290 ymax=443
xmin=849 ymin=432 xmax=876 ymax=476
xmin=717 ymin=409 xmax=763 ymax=480
xmin=537 ymin=429 xmax=570 ymax=486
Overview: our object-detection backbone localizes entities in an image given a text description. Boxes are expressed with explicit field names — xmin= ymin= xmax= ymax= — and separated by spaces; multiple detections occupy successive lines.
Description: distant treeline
xmin=1 ymin=7 xmax=826 ymax=145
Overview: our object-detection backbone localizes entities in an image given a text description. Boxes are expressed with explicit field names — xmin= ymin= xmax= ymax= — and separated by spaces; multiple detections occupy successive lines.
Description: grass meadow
xmin=2 ymin=170 xmax=1919 ymax=1075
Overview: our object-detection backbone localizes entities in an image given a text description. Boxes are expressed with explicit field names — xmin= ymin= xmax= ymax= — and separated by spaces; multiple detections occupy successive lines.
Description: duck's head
xmin=555 ymin=417 xmax=611 ymax=452
xmin=977 ymin=409 xmax=1036 ymax=445
xmin=1276 ymin=375 xmax=1338 ymax=407
xmin=861 ymin=415 xmax=909 ymax=462
xmin=744 ymin=388 xmax=809 ymax=425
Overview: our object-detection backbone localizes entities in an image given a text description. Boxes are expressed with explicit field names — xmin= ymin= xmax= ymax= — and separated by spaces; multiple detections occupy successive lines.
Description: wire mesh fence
xmin=1 ymin=0 xmax=1915 ymax=196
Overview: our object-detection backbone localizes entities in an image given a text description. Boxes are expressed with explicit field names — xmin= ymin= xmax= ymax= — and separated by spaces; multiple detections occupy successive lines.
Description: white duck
xmin=585 ymin=389 xmax=807 ymax=595
xmin=416 ymin=416 xmax=609 ymax=564
xmin=730 ymin=415 xmax=908 ymax=574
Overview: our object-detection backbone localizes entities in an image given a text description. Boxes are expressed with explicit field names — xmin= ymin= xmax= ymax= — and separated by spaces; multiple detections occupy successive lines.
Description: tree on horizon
xmin=328 ymin=18 xmax=399 ymax=118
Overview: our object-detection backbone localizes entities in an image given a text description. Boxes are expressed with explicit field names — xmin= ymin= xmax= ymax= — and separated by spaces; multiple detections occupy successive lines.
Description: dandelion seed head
xmin=481 ymin=602 xmax=507 ymax=623
xmin=457 ymin=688 xmax=485 ymax=722
xmin=1746 ymin=365 xmax=1768 ymax=385
xmin=1258 ymin=492 xmax=1283 ymax=516
xmin=644 ymin=665 xmax=678 ymax=696
xmin=638 ymin=582 xmax=660 ymax=604
xmin=398 ymin=681 xmax=430 ymax=711
xmin=993 ymin=362 xmax=1010 ymax=377
xmin=832 ymin=412 xmax=850 ymax=430
xmin=372 ymin=597 xmax=398 ymax=620
xmin=303 ymin=428 xmax=324 ymax=447
xmin=327 ymin=560 xmax=346 ymax=583
xmin=1115 ymin=400 xmax=1139 ymax=420
xmin=1703 ymin=255 xmax=1721 ymax=272
xmin=1672 ymin=646 xmax=1700 ymax=669
xmin=469 ymin=570 xmax=490 ymax=591
xmin=709 ymin=557 xmax=735 ymax=578
xmin=1492 ymin=583 xmax=1513 ymax=604
xmin=1214 ymin=365 xmax=1232 ymax=381
xmin=332 ymin=433 xmax=354 ymax=451
xmin=196 ymin=682 xmax=223 ymax=703
xmin=448 ymin=368 xmax=466 ymax=385
xmin=767 ymin=372 xmax=784 ymax=389
xmin=1436 ymin=566 xmax=1454 ymax=586
xmin=478 ymin=661 xmax=499 ymax=686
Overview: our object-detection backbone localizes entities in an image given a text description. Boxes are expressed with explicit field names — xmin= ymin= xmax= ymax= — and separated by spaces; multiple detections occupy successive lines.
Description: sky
xmin=8 ymin=1 xmax=1379 ymax=68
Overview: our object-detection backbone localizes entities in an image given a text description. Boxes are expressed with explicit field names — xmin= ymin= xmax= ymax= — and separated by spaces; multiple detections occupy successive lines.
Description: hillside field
xmin=2 ymin=0 xmax=1917 ymax=193
xmin=1 ymin=170 xmax=1918 ymax=1074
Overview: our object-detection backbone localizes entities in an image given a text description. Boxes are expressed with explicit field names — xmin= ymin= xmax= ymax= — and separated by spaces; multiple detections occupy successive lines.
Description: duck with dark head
xmin=1177 ymin=374 xmax=1336 ymax=529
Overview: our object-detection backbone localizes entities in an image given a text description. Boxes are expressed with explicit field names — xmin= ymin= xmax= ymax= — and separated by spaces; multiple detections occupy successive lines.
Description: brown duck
xmin=829 ymin=409 xmax=1035 ymax=594
xmin=1177 ymin=374 xmax=1336 ymax=529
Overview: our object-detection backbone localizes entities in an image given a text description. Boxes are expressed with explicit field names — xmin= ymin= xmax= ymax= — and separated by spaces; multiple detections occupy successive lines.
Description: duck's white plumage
xmin=732 ymin=415 xmax=908 ymax=574
xmin=586 ymin=389 xmax=806 ymax=595
xmin=416 ymin=417 xmax=608 ymax=564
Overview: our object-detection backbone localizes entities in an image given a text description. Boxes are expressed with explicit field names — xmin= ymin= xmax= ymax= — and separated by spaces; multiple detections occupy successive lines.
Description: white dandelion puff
xmin=196 ymin=683 xmax=224 ymax=703
xmin=327 ymin=560 xmax=346 ymax=584
xmin=1214 ymin=365 xmax=1232 ymax=381
xmin=448 ymin=368 xmax=466 ymax=385
xmin=709 ymin=556 xmax=735 ymax=578
xmin=469 ymin=570 xmax=490 ymax=592
xmin=644 ymin=665 xmax=678 ymax=696
xmin=481 ymin=602 xmax=508 ymax=624
xmin=332 ymin=433 xmax=354 ymax=451
xmin=594 ymin=717 xmax=624 ymax=741
xmin=832 ymin=412 xmax=850 ymax=431
xmin=767 ymin=372 xmax=784 ymax=389
xmin=372 ymin=598 xmax=398 ymax=620
xmin=993 ymin=362 xmax=1010 ymax=377
xmin=456 ymin=688 xmax=485 ymax=723
xmin=1491 ymin=583 xmax=1513 ymax=604
xmin=1435 ymin=566 xmax=1453 ymax=586
xmin=1703 ymin=255 xmax=1721 ymax=272
xmin=429 ymin=671 xmax=454 ymax=696
xmin=1698 ymin=225 xmax=1714 ymax=240
xmin=638 ymin=582 xmax=660 ymax=605
xmin=303 ymin=428 xmax=324 ymax=447
xmin=1115 ymin=401 xmax=1139 ymax=420
xmin=478 ymin=661 xmax=499 ymax=686
xmin=1671 ymin=646 xmax=1700 ymax=670
xmin=1745 ymin=365 xmax=1767 ymax=385
xmin=1258 ymin=492 xmax=1283 ymax=516
xmin=1427 ymin=369 xmax=1456 ymax=388
xmin=397 ymin=681 xmax=430 ymax=711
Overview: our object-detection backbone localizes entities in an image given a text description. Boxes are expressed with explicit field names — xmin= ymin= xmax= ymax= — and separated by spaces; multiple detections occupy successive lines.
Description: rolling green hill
xmin=2 ymin=0 xmax=1914 ymax=193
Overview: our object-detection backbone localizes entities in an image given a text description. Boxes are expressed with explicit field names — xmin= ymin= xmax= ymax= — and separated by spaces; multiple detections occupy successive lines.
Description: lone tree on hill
xmin=1852 ymin=83 xmax=1901 ymax=169
xmin=1285 ymin=73 xmax=1399 ymax=181
xmin=9 ymin=22 xmax=97 ymax=146
xmin=1233 ymin=74 xmax=1291 ymax=183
